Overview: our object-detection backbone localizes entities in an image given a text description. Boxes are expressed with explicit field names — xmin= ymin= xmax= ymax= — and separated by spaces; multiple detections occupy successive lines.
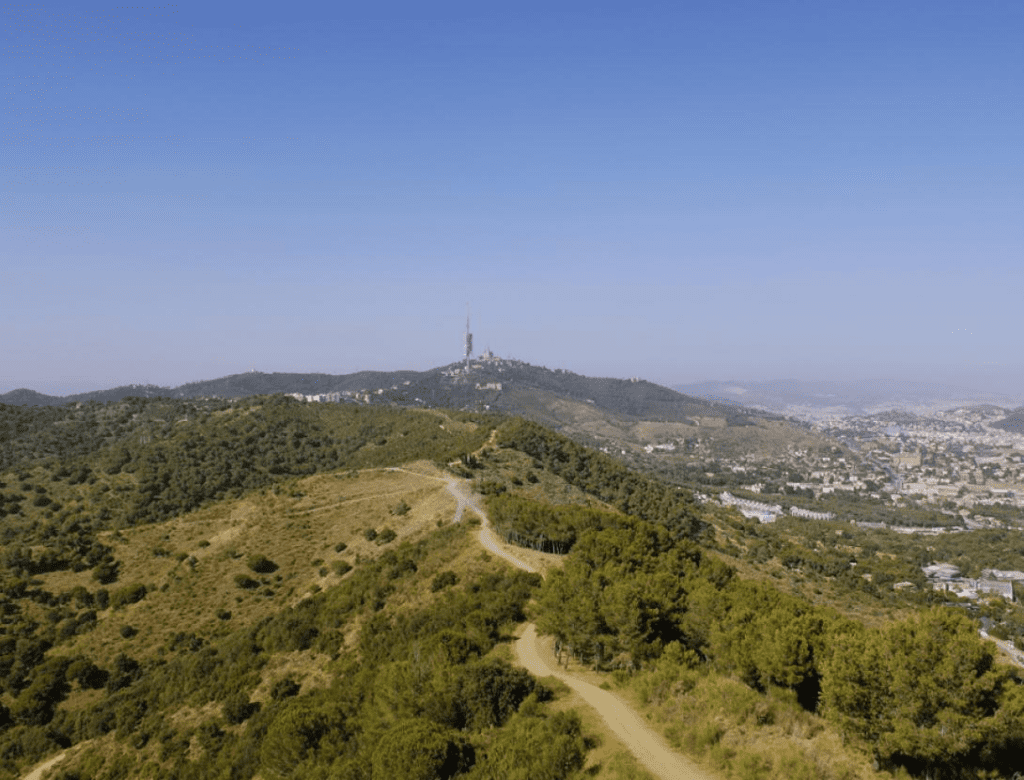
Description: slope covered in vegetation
xmin=3 ymin=396 xmax=1024 ymax=780
xmin=461 ymin=423 xmax=1024 ymax=780
xmin=0 ymin=396 xmax=605 ymax=779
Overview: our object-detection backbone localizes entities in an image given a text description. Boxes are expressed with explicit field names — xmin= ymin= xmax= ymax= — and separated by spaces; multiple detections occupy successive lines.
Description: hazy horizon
xmin=4 ymin=363 xmax=1023 ymax=405
xmin=4 ymin=1 xmax=1021 ymax=399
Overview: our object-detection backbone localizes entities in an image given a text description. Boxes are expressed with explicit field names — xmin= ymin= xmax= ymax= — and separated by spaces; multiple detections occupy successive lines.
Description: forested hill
xmin=0 ymin=394 xmax=719 ymax=778
xmin=0 ymin=360 xmax=764 ymax=425
xmin=0 ymin=396 xmax=597 ymax=779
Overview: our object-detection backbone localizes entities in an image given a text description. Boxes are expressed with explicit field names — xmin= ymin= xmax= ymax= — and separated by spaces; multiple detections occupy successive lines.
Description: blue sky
xmin=3 ymin=0 xmax=1022 ymax=396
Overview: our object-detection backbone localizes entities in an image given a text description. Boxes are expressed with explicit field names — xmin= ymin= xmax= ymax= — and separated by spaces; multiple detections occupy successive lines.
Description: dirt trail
xmin=21 ymin=751 xmax=66 ymax=780
xmin=515 ymin=625 xmax=718 ymax=780
xmin=444 ymin=478 xmax=721 ymax=780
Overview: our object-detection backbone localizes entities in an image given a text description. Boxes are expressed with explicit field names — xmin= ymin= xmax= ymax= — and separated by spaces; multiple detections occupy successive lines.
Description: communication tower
xmin=464 ymin=306 xmax=473 ymax=370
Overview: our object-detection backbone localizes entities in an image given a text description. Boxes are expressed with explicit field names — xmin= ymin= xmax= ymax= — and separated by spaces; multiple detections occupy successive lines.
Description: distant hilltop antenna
xmin=464 ymin=305 xmax=473 ymax=370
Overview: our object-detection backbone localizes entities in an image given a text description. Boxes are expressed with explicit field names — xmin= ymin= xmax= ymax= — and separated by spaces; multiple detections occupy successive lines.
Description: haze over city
xmin=3 ymin=1 xmax=1022 ymax=397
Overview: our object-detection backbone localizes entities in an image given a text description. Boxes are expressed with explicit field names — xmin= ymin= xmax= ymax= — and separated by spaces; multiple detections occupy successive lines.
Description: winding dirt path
xmin=444 ymin=478 xmax=720 ymax=780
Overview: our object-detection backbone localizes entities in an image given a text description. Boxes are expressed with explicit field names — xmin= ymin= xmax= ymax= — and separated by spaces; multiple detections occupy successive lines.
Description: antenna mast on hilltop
xmin=464 ymin=304 xmax=473 ymax=370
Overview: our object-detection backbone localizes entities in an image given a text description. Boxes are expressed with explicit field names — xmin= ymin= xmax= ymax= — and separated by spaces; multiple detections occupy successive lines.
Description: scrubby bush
xmin=390 ymin=500 xmax=411 ymax=516
xmin=270 ymin=677 xmax=301 ymax=701
xmin=234 ymin=574 xmax=259 ymax=590
xmin=474 ymin=479 xmax=506 ymax=496
xmin=371 ymin=718 xmax=472 ymax=780
xmin=92 ymin=558 xmax=119 ymax=585
xmin=470 ymin=710 xmax=585 ymax=779
xmin=431 ymin=571 xmax=459 ymax=592
xmin=363 ymin=528 xmax=378 ymax=542
xmin=110 ymin=583 xmax=147 ymax=609
xmin=106 ymin=653 xmax=141 ymax=692
xmin=331 ymin=560 xmax=352 ymax=577
xmin=247 ymin=554 xmax=278 ymax=574
xmin=376 ymin=527 xmax=397 ymax=545
xmin=66 ymin=658 xmax=106 ymax=689
xmin=260 ymin=698 xmax=349 ymax=777
xmin=223 ymin=692 xmax=259 ymax=724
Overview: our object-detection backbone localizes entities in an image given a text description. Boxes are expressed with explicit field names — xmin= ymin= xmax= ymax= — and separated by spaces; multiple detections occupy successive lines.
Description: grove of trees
xmin=532 ymin=515 xmax=1024 ymax=779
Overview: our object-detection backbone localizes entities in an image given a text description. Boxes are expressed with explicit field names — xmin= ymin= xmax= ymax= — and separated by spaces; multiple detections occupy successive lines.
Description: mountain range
xmin=1 ymin=359 xmax=757 ymax=424
xmin=10 ymin=363 xmax=1024 ymax=459
xmin=2 ymin=360 xmax=812 ymax=465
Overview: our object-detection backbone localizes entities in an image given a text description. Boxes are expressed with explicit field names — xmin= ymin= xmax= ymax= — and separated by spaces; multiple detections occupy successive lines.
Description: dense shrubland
xmin=494 ymin=418 xmax=707 ymax=542
xmin=0 ymin=398 xmax=518 ymax=777
xmin=486 ymin=493 xmax=629 ymax=554
xmin=0 ymin=524 xmax=579 ymax=779
xmin=0 ymin=396 xmax=495 ymax=597
xmin=1 ymin=397 xmax=497 ymax=535
xmin=531 ymin=515 xmax=1024 ymax=779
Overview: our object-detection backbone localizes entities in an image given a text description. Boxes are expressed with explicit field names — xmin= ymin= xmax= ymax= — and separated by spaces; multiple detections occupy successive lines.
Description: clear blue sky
xmin=3 ymin=0 xmax=1022 ymax=396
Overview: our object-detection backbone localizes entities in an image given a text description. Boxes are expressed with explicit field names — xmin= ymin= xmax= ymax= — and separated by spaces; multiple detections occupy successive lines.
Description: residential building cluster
xmin=717 ymin=492 xmax=833 ymax=523
xmin=816 ymin=406 xmax=1024 ymax=518
xmin=655 ymin=404 xmax=1024 ymax=534
xmin=923 ymin=562 xmax=1017 ymax=601
xmin=288 ymin=392 xmax=344 ymax=403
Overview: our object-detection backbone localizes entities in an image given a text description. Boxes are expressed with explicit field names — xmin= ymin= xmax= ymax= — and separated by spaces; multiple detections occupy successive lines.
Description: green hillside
xmin=0 ymin=363 xmax=753 ymax=426
xmin=0 ymin=399 xmax=583 ymax=779
xmin=1 ymin=361 xmax=829 ymax=488
xmin=1 ymin=397 xmax=1023 ymax=780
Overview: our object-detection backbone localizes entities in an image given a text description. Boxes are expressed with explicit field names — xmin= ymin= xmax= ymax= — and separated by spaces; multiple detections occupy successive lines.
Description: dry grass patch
xmin=624 ymin=666 xmax=880 ymax=780
xmin=470 ymin=446 xmax=622 ymax=517
xmin=250 ymin=649 xmax=334 ymax=703
xmin=49 ymin=463 xmax=461 ymax=663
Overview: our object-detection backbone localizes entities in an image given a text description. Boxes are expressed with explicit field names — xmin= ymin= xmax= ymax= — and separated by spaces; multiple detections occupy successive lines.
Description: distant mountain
xmin=674 ymin=378 xmax=1021 ymax=418
xmin=1 ymin=360 xmax=794 ymax=455
xmin=1 ymin=360 xmax=756 ymax=421
xmin=0 ymin=384 xmax=174 ymax=407
xmin=0 ymin=388 xmax=61 ymax=406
